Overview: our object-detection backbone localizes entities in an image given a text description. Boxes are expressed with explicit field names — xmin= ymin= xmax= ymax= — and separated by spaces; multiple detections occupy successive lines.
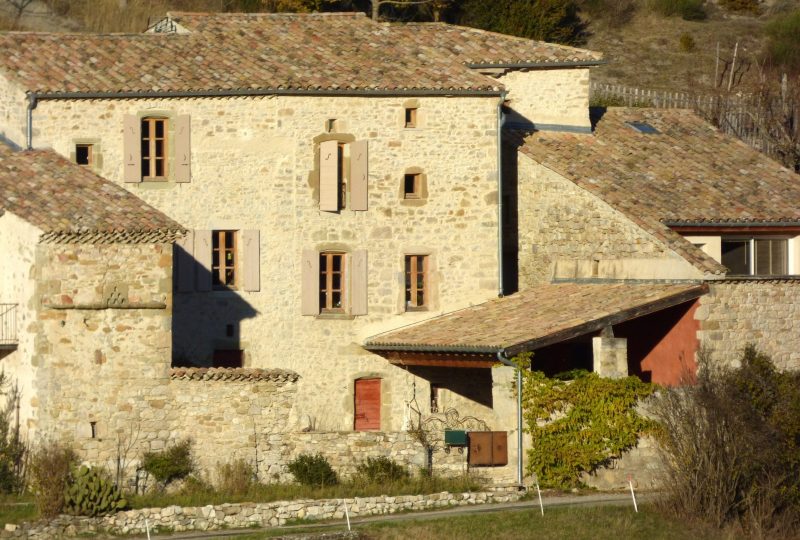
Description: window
xmin=141 ymin=117 xmax=167 ymax=179
xmin=318 ymin=139 xmax=369 ymax=212
xmin=405 ymin=254 xmax=428 ymax=310
xmin=326 ymin=119 xmax=337 ymax=133
xmin=430 ymin=383 xmax=441 ymax=413
xmin=405 ymin=107 xmax=417 ymax=128
xmin=212 ymin=230 xmax=237 ymax=288
xmin=404 ymin=173 xmax=421 ymax=199
xmin=721 ymin=238 xmax=788 ymax=276
xmin=320 ymin=252 xmax=345 ymax=312
xmin=75 ymin=144 xmax=93 ymax=166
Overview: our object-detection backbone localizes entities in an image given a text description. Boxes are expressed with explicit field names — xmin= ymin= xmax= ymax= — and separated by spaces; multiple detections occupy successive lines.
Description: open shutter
xmin=194 ymin=230 xmax=213 ymax=292
xmin=301 ymin=249 xmax=320 ymax=315
xmin=319 ymin=140 xmax=339 ymax=212
xmin=174 ymin=114 xmax=191 ymax=183
xmin=350 ymin=250 xmax=368 ymax=316
xmin=175 ymin=230 xmax=195 ymax=293
xmin=123 ymin=114 xmax=141 ymax=183
xmin=350 ymin=140 xmax=368 ymax=211
xmin=242 ymin=230 xmax=260 ymax=292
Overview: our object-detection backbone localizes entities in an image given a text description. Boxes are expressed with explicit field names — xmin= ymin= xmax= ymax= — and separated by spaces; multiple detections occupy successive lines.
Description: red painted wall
xmin=616 ymin=300 xmax=699 ymax=386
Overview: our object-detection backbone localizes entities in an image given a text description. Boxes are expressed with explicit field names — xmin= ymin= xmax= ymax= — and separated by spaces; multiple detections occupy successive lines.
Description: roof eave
xmin=467 ymin=59 xmax=606 ymax=70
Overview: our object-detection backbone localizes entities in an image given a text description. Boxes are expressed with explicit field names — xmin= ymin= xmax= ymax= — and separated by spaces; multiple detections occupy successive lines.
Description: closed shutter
xmin=123 ymin=114 xmax=141 ymax=183
xmin=354 ymin=379 xmax=381 ymax=431
xmin=350 ymin=140 xmax=368 ymax=211
xmin=319 ymin=140 xmax=339 ymax=212
xmin=174 ymin=114 xmax=192 ymax=183
xmin=242 ymin=230 xmax=260 ymax=292
xmin=175 ymin=230 xmax=195 ymax=293
xmin=350 ymin=250 xmax=368 ymax=316
xmin=194 ymin=230 xmax=213 ymax=292
xmin=301 ymin=249 xmax=320 ymax=315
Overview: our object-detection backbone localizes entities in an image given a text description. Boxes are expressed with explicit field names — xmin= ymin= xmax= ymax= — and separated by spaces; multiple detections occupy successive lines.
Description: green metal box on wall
xmin=444 ymin=429 xmax=468 ymax=446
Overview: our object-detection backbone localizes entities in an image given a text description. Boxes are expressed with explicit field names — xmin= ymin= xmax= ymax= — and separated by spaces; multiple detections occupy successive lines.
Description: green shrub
xmin=287 ymin=454 xmax=338 ymax=487
xmin=64 ymin=466 xmax=127 ymax=517
xmin=679 ymin=32 xmax=696 ymax=52
xmin=0 ymin=375 xmax=25 ymax=494
xmin=649 ymin=0 xmax=707 ymax=21
xmin=355 ymin=457 xmax=409 ymax=485
xmin=28 ymin=442 xmax=79 ymax=518
xmin=765 ymin=9 xmax=800 ymax=75
xmin=142 ymin=439 xmax=194 ymax=488
xmin=215 ymin=459 xmax=255 ymax=496
xmin=654 ymin=346 xmax=800 ymax=534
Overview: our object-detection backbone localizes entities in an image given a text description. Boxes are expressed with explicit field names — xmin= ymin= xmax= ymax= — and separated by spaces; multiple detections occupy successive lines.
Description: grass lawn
xmin=0 ymin=494 xmax=36 ymax=527
xmin=238 ymin=505 xmax=726 ymax=540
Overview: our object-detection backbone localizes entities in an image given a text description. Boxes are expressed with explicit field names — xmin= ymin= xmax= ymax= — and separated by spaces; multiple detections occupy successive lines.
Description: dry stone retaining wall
xmin=1 ymin=490 xmax=521 ymax=538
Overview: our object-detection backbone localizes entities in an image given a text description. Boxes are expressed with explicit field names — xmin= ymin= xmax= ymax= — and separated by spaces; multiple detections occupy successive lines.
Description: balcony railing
xmin=0 ymin=304 xmax=17 ymax=349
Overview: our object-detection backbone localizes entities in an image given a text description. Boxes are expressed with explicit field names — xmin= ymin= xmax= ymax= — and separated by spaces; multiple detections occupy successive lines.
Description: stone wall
xmin=495 ymin=68 xmax=591 ymax=130
xmin=697 ymin=280 xmax=800 ymax=370
xmin=515 ymin=154 xmax=701 ymax=288
xmin=21 ymin=93 xmax=503 ymax=436
xmin=0 ymin=74 xmax=27 ymax=150
xmin=2 ymin=490 xmax=522 ymax=538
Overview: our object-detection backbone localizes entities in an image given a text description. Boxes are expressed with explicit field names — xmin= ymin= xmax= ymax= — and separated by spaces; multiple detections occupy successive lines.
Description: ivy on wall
xmin=512 ymin=353 xmax=656 ymax=488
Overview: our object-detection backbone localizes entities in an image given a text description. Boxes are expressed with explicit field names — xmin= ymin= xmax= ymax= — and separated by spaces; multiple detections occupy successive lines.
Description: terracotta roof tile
xmin=170 ymin=367 xmax=299 ymax=382
xmin=0 ymin=145 xmax=184 ymax=242
xmin=517 ymin=108 xmax=800 ymax=275
xmin=0 ymin=12 xmax=599 ymax=95
xmin=365 ymin=282 xmax=706 ymax=354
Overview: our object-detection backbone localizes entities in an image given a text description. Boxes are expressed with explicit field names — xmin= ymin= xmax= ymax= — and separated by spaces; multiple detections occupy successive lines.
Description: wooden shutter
xmin=354 ymin=379 xmax=381 ymax=431
xmin=175 ymin=230 xmax=195 ymax=293
xmin=242 ymin=230 xmax=260 ymax=292
xmin=174 ymin=114 xmax=191 ymax=183
xmin=319 ymin=140 xmax=339 ymax=212
xmin=301 ymin=249 xmax=320 ymax=315
xmin=194 ymin=230 xmax=213 ymax=292
xmin=350 ymin=140 xmax=368 ymax=211
xmin=123 ymin=114 xmax=141 ymax=183
xmin=350 ymin=250 xmax=368 ymax=316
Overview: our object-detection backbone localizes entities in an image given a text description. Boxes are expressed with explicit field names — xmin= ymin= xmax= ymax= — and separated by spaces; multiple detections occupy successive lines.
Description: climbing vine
xmin=512 ymin=353 xmax=656 ymax=489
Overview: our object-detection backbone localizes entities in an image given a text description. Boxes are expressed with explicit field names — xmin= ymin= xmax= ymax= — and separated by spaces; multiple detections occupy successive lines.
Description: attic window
xmin=75 ymin=144 xmax=93 ymax=166
xmin=626 ymin=121 xmax=660 ymax=134
xmin=405 ymin=107 xmax=417 ymax=128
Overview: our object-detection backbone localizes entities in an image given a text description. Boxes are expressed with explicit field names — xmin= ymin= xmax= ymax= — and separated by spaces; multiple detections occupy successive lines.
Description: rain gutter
xmin=467 ymin=60 xmax=607 ymax=70
xmin=497 ymin=91 xmax=507 ymax=297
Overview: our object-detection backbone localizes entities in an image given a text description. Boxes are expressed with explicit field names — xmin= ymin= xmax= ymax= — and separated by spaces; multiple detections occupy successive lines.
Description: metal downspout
xmin=26 ymin=93 xmax=37 ymax=150
xmin=497 ymin=91 xmax=507 ymax=298
xmin=497 ymin=350 xmax=523 ymax=487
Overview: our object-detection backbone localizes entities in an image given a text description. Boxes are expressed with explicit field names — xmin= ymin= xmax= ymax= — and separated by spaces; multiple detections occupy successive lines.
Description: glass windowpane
xmin=721 ymin=240 xmax=750 ymax=275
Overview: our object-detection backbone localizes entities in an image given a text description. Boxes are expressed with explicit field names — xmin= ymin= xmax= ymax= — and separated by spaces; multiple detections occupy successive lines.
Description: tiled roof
xmin=0 ymin=12 xmax=599 ymax=95
xmin=365 ymin=282 xmax=707 ymax=355
xmin=0 ymin=145 xmax=183 ymax=242
xmin=517 ymin=108 xmax=800 ymax=275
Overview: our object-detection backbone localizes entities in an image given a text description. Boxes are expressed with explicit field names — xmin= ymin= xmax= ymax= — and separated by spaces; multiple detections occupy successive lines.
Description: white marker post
xmin=536 ymin=482 xmax=544 ymax=516
xmin=628 ymin=475 xmax=638 ymax=513
xmin=341 ymin=499 xmax=352 ymax=532
xmin=145 ymin=518 xmax=151 ymax=540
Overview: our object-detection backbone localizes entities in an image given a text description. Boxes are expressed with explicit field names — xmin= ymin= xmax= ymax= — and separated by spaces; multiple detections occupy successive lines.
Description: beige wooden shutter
xmin=123 ymin=114 xmax=141 ymax=183
xmin=175 ymin=230 xmax=195 ymax=293
xmin=174 ymin=114 xmax=191 ymax=183
xmin=242 ymin=230 xmax=260 ymax=292
xmin=350 ymin=250 xmax=368 ymax=316
xmin=350 ymin=140 xmax=368 ymax=211
xmin=319 ymin=140 xmax=339 ymax=212
xmin=301 ymin=249 xmax=320 ymax=315
xmin=194 ymin=230 xmax=213 ymax=292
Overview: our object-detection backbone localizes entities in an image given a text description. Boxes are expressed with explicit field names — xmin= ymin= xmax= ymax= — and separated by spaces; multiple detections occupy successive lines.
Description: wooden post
xmin=728 ymin=42 xmax=738 ymax=92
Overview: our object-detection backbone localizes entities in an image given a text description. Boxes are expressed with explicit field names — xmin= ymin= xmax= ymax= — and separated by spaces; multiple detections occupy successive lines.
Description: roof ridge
xmin=167 ymin=11 xmax=367 ymax=18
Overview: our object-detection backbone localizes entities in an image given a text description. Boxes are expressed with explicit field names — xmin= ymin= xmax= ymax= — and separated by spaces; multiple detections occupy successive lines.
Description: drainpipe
xmin=496 ymin=350 xmax=523 ymax=487
xmin=496 ymin=91 xmax=507 ymax=298
xmin=26 ymin=93 xmax=37 ymax=150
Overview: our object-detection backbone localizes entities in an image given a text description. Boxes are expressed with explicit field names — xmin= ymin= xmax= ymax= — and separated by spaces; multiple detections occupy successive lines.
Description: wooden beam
xmin=379 ymin=351 xmax=496 ymax=368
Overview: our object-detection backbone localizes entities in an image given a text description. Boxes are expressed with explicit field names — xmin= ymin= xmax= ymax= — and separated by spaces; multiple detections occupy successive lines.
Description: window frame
xmin=141 ymin=116 xmax=168 ymax=181
xmin=403 ymin=173 xmax=422 ymax=199
xmin=75 ymin=144 xmax=93 ymax=167
xmin=212 ymin=230 xmax=238 ymax=290
xmin=721 ymin=236 xmax=790 ymax=277
xmin=320 ymin=251 xmax=346 ymax=313
xmin=405 ymin=254 xmax=429 ymax=311
xmin=404 ymin=107 xmax=418 ymax=128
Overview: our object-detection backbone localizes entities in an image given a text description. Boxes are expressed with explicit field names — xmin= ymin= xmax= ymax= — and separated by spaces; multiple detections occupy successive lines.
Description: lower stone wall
xmin=581 ymin=435 xmax=662 ymax=491
xmin=697 ymin=280 xmax=800 ymax=370
xmin=2 ymin=490 xmax=521 ymax=538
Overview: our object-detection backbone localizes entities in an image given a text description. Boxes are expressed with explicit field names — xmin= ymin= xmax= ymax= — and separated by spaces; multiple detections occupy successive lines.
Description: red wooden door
xmin=354 ymin=378 xmax=381 ymax=431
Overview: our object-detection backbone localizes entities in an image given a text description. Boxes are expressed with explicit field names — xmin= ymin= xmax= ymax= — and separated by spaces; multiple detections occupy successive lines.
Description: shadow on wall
xmin=171 ymin=243 xmax=259 ymax=368
xmin=501 ymin=136 xmax=520 ymax=295
xmin=406 ymin=366 xmax=494 ymax=410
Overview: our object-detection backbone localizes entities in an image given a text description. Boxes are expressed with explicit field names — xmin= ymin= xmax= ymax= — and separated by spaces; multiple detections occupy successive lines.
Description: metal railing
xmin=0 ymin=304 xmax=18 ymax=348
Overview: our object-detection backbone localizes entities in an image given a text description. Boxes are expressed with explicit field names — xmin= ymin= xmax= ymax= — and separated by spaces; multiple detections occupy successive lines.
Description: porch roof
xmin=364 ymin=282 xmax=707 ymax=357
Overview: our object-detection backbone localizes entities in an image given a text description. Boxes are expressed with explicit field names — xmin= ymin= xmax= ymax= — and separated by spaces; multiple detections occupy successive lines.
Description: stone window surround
xmin=132 ymin=109 xmax=180 ymax=188
xmin=397 ymin=249 xmax=439 ymax=314
xmin=69 ymin=137 xmax=103 ymax=172
xmin=398 ymin=166 xmax=428 ymax=206
xmin=401 ymin=98 xmax=423 ymax=129
xmin=313 ymin=242 xmax=356 ymax=320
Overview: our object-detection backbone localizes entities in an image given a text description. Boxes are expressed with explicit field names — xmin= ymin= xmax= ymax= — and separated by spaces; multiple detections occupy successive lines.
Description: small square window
xmin=405 ymin=108 xmax=417 ymax=128
xmin=326 ymin=119 xmax=337 ymax=133
xmin=404 ymin=173 xmax=421 ymax=199
xmin=75 ymin=144 xmax=93 ymax=166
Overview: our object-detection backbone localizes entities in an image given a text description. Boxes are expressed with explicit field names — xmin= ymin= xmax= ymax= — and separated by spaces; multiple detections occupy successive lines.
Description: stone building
xmin=0 ymin=12 xmax=798 ymax=488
